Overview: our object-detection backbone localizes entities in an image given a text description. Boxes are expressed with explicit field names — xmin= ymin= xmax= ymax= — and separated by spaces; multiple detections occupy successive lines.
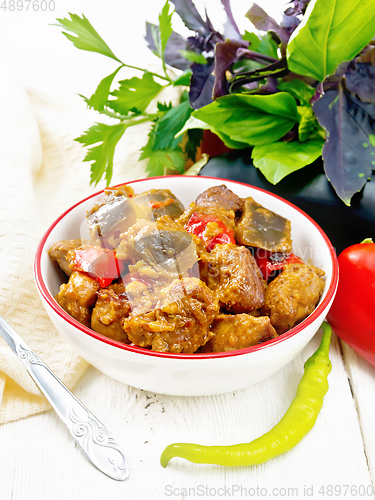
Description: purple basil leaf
xmin=145 ymin=22 xmax=189 ymax=70
xmin=311 ymin=82 xmax=324 ymax=103
xmin=241 ymin=82 xmax=259 ymax=92
xmin=345 ymin=62 xmax=375 ymax=104
xmin=203 ymin=8 xmax=217 ymax=35
xmin=213 ymin=40 xmax=243 ymax=99
xmin=284 ymin=0 xmax=311 ymax=16
xmin=282 ymin=127 xmax=297 ymax=142
xmin=360 ymin=45 xmax=375 ymax=64
xmin=165 ymin=32 xmax=190 ymax=70
xmin=145 ymin=22 xmax=159 ymax=54
xmin=220 ymin=0 xmax=242 ymax=41
xmin=170 ymin=0 xmax=212 ymax=36
xmin=313 ymin=85 xmax=375 ymax=205
xmin=280 ymin=13 xmax=300 ymax=35
xmin=223 ymin=19 xmax=242 ymax=42
xmin=246 ymin=4 xmax=289 ymax=45
xmin=229 ymin=57 xmax=288 ymax=93
xmin=189 ymin=61 xmax=215 ymax=109
xmin=260 ymin=76 xmax=278 ymax=94
xmin=323 ymin=62 xmax=350 ymax=92
xmin=236 ymin=47 xmax=277 ymax=64
xmin=187 ymin=33 xmax=216 ymax=53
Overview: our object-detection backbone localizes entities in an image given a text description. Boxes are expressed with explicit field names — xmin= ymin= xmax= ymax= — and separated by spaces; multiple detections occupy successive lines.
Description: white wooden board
xmin=1 ymin=331 xmax=374 ymax=500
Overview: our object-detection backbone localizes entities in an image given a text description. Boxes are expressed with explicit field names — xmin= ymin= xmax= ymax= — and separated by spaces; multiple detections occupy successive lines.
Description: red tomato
xmin=73 ymin=247 xmax=125 ymax=288
xmin=255 ymin=251 xmax=304 ymax=280
xmin=327 ymin=239 xmax=375 ymax=366
xmin=185 ymin=212 xmax=236 ymax=251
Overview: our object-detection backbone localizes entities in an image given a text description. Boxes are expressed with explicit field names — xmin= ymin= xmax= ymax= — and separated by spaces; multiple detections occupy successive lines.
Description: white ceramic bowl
xmin=34 ymin=176 xmax=338 ymax=396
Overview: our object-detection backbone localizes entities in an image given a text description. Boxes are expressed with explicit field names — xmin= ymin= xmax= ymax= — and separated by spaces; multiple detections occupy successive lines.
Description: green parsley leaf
xmin=78 ymin=94 xmax=90 ymax=106
xmin=152 ymin=100 xmax=192 ymax=151
xmin=140 ymin=121 xmax=159 ymax=160
xmin=145 ymin=149 xmax=186 ymax=176
xmin=180 ymin=90 xmax=189 ymax=102
xmin=140 ymin=120 xmax=186 ymax=176
xmin=173 ymin=69 xmax=192 ymax=87
xmin=75 ymin=123 xmax=127 ymax=185
xmin=159 ymin=1 xmax=173 ymax=61
xmin=157 ymin=102 xmax=173 ymax=112
xmin=55 ymin=14 xmax=121 ymax=62
xmin=108 ymin=73 xmax=164 ymax=115
xmin=87 ymin=66 xmax=123 ymax=112
xmin=179 ymin=50 xmax=208 ymax=65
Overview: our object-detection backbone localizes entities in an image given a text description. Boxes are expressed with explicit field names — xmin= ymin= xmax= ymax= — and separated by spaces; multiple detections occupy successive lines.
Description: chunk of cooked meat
xmin=199 ymin=243 xmax=265 ymax=313
xmin=177 ymin=203 xmax=236 ymax=232
xmin=91 ymin=282 xmax=131 ymax=343
xmin=116 ymin=216 xmax=198 ymax=284
xmin=261 ymin=263 xmax=325 ymax=334
xmin=122 ymin=278 xmax=159 ymax=317
xmin=195 ymin=185 xmax=243 ymax=214
xmin=55 ymin=271 xmax=99 ymax=327
xmin=235 ymin=197 xmax=292 ymax=253
xmin=122 ymin=277 xmax=219 ymax=353
xmin=48 ymin=239 xmax=82 ymax=277
xmin=132 ymin=189 xmax=185 ymax=220
xmin=201 ymin=313 xmax=278 ymax=352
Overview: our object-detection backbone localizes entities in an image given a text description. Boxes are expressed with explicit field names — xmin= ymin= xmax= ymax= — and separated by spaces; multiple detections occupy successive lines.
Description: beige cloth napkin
xmin=0 ymin=67 xmax=180 ymax=424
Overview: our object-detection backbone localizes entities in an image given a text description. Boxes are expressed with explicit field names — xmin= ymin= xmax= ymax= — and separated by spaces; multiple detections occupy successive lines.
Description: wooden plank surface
xmin=341 ymin=342 xmax=375 ymax=481
xmin=1 ymin=330 xmax=374 ymax=500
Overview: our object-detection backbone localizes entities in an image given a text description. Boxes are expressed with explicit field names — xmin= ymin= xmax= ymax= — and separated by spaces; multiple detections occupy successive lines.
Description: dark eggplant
xmin=132 ymin=230 xmax=194 ymax=267
xmin=132 ymin=189 xmax=185 ymax=220
xmin=199 ymin=149 xmax=375 ymax=254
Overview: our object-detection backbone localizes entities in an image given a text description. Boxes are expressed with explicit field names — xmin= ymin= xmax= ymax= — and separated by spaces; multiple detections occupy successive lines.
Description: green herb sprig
xmin=56 ymin=0 xmax=375 ymax=205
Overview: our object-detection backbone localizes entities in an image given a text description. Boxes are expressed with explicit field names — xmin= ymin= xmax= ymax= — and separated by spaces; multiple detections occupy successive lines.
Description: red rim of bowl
xmin=34 ymin=175 xmax=339 ymax=360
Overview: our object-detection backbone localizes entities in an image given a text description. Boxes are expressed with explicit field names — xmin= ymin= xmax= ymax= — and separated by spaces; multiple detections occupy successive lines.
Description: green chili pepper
xmin=160 ymin=322 xmax=332 ymax=468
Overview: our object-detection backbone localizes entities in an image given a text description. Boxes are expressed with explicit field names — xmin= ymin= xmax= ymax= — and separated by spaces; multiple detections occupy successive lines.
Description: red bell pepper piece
xmin=72 ymin=247 xmax=125 ymax=288
xmin=327 ymin=238 xmax=375 ymax=367
xmin=185 ymin=212 xmax=236 ymax=251
xmin=255 ymin=251 xmax=304 ymax=280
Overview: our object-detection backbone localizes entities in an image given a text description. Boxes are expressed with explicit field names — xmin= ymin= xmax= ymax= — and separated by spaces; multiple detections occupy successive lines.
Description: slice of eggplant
xmin=199 ymin=149 xmax=375 ymax=254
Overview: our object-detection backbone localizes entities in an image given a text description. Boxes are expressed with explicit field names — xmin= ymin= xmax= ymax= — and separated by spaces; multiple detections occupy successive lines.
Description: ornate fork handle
xmin=0 ymin=315 xmax=129 ymax=481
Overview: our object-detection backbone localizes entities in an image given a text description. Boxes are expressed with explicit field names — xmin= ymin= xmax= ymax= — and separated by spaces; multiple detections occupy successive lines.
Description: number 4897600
xmin=0 ymin=0 xmax=55 ymax=11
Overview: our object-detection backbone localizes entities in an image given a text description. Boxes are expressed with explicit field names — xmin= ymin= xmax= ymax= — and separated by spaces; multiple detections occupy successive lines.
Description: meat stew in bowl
xmin=49 ymin=184 xmax=325 ymax=354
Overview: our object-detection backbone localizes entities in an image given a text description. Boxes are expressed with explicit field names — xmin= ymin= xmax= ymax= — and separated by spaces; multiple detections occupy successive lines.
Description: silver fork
xmin=0 ymin=315 xmax=129 ymax=481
